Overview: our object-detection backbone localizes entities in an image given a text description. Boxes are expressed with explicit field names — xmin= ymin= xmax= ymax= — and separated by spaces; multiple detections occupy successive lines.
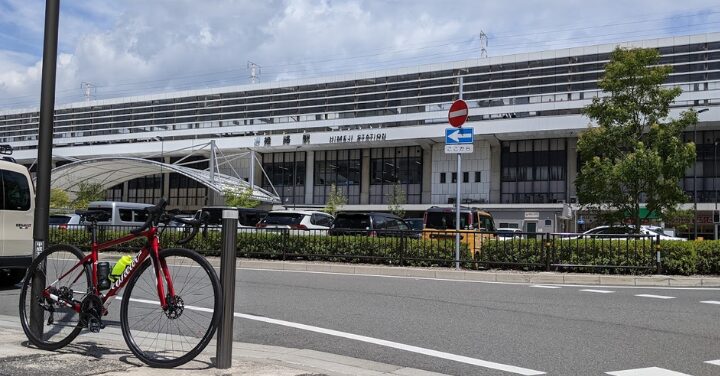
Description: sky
xmin=0 ymin=0 xmax=719 ymax=110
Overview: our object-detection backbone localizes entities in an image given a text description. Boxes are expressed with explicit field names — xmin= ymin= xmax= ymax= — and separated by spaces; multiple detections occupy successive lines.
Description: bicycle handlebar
xmin=129 ymin=199 xmax=207 ymax=245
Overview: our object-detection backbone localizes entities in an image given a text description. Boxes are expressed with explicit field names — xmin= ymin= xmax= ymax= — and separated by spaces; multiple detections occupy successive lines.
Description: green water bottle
xmin=109 ymin=255 xmax=133 ymax=283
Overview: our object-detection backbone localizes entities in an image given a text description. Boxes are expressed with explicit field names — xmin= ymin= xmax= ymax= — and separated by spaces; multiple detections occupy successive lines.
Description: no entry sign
xmin=448 ymin=100 xmax=468 ymax=128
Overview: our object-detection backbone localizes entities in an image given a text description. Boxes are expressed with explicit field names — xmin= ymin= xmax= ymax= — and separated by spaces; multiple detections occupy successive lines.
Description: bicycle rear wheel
xmin=19 ymin=244 xmax=91 ymax=350
xmin=120 ymin=248 xmax=221 ymax=368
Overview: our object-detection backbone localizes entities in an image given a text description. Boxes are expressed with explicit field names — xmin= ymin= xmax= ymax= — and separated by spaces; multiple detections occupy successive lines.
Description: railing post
xmin=655 ymin=235 xmax=662 ymax=275
xmin=216 ymin=208 xmax=238 ymax=369
xmin=545 ymin=233 xmax=551 ymax=272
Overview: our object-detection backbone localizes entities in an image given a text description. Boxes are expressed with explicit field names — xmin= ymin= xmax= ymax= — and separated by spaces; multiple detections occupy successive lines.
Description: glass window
xmin=1 ymin=170 xmax=31 ymax=211
xmin=440 ymin=173 xmax=446 ymax=183
xmin=501 ymin=138 xmax=567 ymax=203
xmin=463 ymin=172 xmax=469 ymax=183
xmin=475 ymin=171 xmax=482 ymax=182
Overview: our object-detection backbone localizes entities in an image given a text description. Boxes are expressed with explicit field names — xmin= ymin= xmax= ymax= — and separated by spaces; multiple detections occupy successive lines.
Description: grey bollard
xmin=216 ymin=208 xmax=238 ymax=369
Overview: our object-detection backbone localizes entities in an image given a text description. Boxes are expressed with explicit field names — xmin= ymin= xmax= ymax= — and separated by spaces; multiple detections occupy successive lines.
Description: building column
xmin=304 ymin=151 xmax=314 ymax=205
xmin=421 ymin=146 xmax=432 ymax=204
xmin=488 ymin=137 xmax=502 ymax=204
xmin=360 ymin=149 xmax=371 ymax=205
xmin=566 ymin=138 xmax=578 ymax=203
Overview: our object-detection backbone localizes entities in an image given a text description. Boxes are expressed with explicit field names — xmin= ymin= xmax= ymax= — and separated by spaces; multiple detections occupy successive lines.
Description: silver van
xmin=87 ymin=201 xmax=154 ymax=226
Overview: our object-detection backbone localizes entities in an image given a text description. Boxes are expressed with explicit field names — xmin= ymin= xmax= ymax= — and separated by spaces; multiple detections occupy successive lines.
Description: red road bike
xmin=19 ymin=199 xmax=221 ymax=368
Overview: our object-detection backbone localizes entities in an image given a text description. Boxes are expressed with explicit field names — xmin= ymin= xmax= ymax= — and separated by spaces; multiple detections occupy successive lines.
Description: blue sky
xmin=1 ymin=0 xmax=719 ymax=110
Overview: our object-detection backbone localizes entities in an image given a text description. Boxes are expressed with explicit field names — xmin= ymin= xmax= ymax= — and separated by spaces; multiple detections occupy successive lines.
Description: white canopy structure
xmin=50 ymin=157 xmax=280 ymax=204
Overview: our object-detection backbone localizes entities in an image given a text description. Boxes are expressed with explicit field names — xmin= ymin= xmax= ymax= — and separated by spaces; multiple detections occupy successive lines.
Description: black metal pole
xmin=216 ymin=207 xmax=237 ymax=369
xmin=30 ymin=0 xmax=60 ymax=337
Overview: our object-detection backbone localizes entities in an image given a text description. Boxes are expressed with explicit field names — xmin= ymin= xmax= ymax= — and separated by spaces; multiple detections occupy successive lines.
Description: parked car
xmin=0 ymin=146 xmax=34 ymax=286
xmin=329 ymin=212 xmax=419 ymax=238
xmin=404 ymin=218 xmax=424 ymax=231
xmin=256 ymin=210 xmax=333 ymax=234
xmin=193 ymin=206 xmax=268 ymax=230
xmin=496 ymin=227 xmax=523 ymax=240
xmin=49 ymin=213 xmax=83 ymax=230
xmin=573 ymin=225 xmax=686 ymax=241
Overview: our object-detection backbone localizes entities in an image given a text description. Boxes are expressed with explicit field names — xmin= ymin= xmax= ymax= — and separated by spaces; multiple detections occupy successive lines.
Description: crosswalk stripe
xmin=634 ymin=294 xmax=675 ymax=299
xmin=605 ymin=366 xmax=692 ymax=375
xmin=530 ymin=285 xmax=561 ymax=289
xmin=700 ymin=301 xmax=720 ymax=305
xmin=705 ymin=359 xmax=720 ymax=366
xmin=580 ymin=289 xmax=614 ymax=294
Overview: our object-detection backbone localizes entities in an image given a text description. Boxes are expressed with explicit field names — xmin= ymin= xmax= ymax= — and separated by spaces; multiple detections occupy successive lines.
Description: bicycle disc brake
xmin=80 ymin=295 xmax=105 ymax=333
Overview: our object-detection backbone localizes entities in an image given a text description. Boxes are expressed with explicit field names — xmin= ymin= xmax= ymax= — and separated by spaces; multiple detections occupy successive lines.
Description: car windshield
xmin=261 ymin=213 xmax=303 ymax=225
xmin=48 ymin=215 xmax=72 ymax=225
xmin=405 ymin=219 xmax=423 ymax=230
xmin=333 ymin=214 xmax=370 ymax=229
xmin=425 ymin=212 xmax=469 ymax=230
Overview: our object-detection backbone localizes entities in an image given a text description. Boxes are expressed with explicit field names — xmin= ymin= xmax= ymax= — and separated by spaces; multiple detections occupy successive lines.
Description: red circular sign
xmin=448 ymin=100 xmax=468 ymax=128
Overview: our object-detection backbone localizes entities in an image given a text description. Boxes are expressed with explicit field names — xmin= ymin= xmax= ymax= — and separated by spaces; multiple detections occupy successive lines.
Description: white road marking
xmin=705 ymin=359 xmax=720 ymax=366
xmin=634 ymin=294 xmax=676 ymax=300
xmin=530 ymin=285 xmax=561 ymax=289
xmin=700 ymin=301 xmax=720 ymax=305
xmin=580 ymin=289 xmax=615 ymax=294
xmin=606 ymin=367 xmax=692 ymax=375
xmin=123 ymin=297 xmax=545 ymax=375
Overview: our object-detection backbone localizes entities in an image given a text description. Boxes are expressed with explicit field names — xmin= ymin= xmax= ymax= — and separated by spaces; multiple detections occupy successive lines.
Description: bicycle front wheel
xmin=19 ymin=244 xmax=91 ymax=350
xmin=120 ymin=248 xmax=221 ymax=368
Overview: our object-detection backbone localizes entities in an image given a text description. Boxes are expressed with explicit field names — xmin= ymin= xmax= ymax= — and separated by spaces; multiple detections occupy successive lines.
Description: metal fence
xmin=48 ymin=225 xmax=664 ymax=274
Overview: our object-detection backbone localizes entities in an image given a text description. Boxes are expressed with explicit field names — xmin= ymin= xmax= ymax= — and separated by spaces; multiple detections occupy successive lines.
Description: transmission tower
xmin=479 ymin=31 xmax=488 ymax=58
xmin=80 ymin=82 xmax=96 ymax=101
xmin=247 ymin=61 xmax=261 ymax=84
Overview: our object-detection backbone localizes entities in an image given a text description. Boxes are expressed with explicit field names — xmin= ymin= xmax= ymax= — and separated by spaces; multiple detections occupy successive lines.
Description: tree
xmin=576 ymin=47 xmax=697 ymax=231
xmin=323 ymin=184 xmax=347 ymax=216
xmin=50 ymin=188 xmax=71 ymax=209
xmin=223 ymin=186 xmax=260 ymax=208
xmin=71 ymin=182 xmax=106 ymax=209
xmin=388 ymin=181 xmax=406 ymax=218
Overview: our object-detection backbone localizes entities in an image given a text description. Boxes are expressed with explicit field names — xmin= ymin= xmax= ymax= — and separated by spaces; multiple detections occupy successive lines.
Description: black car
xmin=329 ymin=212 xmax=420 ymax=238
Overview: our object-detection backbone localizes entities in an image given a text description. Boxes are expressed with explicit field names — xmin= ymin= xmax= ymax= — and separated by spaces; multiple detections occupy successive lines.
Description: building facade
xmin=1 ymin=33 xmax=719 ymax=237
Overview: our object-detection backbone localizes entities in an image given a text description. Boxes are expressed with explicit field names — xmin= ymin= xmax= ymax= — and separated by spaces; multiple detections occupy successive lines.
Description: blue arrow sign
xmin=445 ymin=127 xmax=474 ymax=144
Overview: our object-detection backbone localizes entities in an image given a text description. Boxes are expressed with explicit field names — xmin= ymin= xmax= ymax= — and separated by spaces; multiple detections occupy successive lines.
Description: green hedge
xmin=48 ymin=228 xmax=720 ymax=275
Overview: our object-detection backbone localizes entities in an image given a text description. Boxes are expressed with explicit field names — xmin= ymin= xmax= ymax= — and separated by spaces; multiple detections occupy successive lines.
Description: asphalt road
xmin=1 ymin=266 xmax=719 ymax=376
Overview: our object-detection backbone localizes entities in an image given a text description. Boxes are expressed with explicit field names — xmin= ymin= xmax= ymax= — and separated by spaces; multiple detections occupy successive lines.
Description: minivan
xmin=87 ymin=201 xmax=154 ymax=226
xmin=0 ymin=146 xmax=34 ymax=286
xmin=329 ymin=212 xmax=418 ymax=238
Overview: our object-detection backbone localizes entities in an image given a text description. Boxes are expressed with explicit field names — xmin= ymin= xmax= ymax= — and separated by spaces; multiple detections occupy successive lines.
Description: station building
xmin=2 ymin=33 xmax=720 ymax=238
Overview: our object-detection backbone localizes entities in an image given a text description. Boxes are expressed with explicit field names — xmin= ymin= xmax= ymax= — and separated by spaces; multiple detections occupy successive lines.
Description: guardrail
xmin=49 ymin=225 xmax=666 ymax=274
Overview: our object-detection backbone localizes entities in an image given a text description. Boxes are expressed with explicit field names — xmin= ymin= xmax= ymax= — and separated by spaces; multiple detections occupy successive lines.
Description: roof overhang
xmin=48 ymin=157 xmax=280 ymax=204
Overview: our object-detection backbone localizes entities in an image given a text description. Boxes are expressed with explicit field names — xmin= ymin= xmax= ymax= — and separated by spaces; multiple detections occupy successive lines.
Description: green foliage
xmin=576 ymin=47 xmax=696 ymax=230
xmin=223 ymin=187 xmax=260 ymax=208
xmin=323 ymin=184 xmax=347 ymax=216
xmin=388 ymin=181 xmax=407 ymax=218
xmin=71 ymin=182 xmax=106 ymax=209
xmin=50 ymin=188 xmax=71 ymax=209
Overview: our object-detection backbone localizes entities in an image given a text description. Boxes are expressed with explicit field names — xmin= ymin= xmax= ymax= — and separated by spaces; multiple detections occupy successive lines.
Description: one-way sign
xmin=445 ymin=127 xmax=474 ymax=144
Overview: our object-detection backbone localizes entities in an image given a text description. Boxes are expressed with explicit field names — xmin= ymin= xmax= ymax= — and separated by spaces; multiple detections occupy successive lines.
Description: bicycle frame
xmin=43 ymin=224 xmax=176 ymax=314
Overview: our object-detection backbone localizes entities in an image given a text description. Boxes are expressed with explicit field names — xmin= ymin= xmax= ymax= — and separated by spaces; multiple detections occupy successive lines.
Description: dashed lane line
xmin=530 ymin=285 xmax=562 ymax=289
xmin=705 ymin=359 xmax=720 ymax=366
xmin=634 ymin=294 xmax=676 ymax=299
xmin=605 ymin=366 xmax=692 ymax=375
xmin=580 ymin=289 xmax=615 ymax=294
xmin=700 ymin=301 xmax=720 ymax=305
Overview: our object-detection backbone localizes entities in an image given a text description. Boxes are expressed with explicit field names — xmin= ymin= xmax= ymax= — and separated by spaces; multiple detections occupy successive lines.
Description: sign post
xmin=447 ymin=82 xmax=469 ymax=270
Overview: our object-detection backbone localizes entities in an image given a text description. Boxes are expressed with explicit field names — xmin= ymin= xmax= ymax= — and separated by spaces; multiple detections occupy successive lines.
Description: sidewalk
xmin=0 ymin=315 xmax=447 ymax=376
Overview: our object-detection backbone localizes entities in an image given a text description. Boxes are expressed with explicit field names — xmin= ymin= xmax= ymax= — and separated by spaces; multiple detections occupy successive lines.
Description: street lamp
xmin=693 ymin=108 xmax=710 ymax=239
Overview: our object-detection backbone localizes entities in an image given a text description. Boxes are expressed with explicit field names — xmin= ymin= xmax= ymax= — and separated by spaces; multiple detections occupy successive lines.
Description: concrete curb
xmin=236 ymin=259 xmax=720 ymax=287
xmin=0 ymin=315 xmax=449 ymax=376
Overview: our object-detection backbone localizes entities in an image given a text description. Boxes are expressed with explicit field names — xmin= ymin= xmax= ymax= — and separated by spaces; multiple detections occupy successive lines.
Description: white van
xmin=86 ymin=201 xmax=154 ymax=226
xmin=0 ymin=151 xmax=34 ymax=286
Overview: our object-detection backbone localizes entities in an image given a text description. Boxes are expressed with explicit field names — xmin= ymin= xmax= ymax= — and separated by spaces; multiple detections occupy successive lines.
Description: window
xmin=1 ymin=170 xmax=31 ymax=211
xmin=369 ymin=147 xmax=423 ymax=204
xmin=463 ymin=172 xmax=469 ymax=183
xmin=263 ymin=151 xmax=307 ymax=205
xmin=475 ymin=171 xmax=482 ymax=183
xmin=451 ymin=172 xmax=457 ymax=183
xmin=440 ymin=173 xmax=446 ymax=183
xmin=501 ymin=138 xmax=567 ymax=203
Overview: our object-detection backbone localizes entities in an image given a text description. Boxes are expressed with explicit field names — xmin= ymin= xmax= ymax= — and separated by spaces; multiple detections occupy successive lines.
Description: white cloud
xmin=0 ymin=0 xmax=718 ymax=109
